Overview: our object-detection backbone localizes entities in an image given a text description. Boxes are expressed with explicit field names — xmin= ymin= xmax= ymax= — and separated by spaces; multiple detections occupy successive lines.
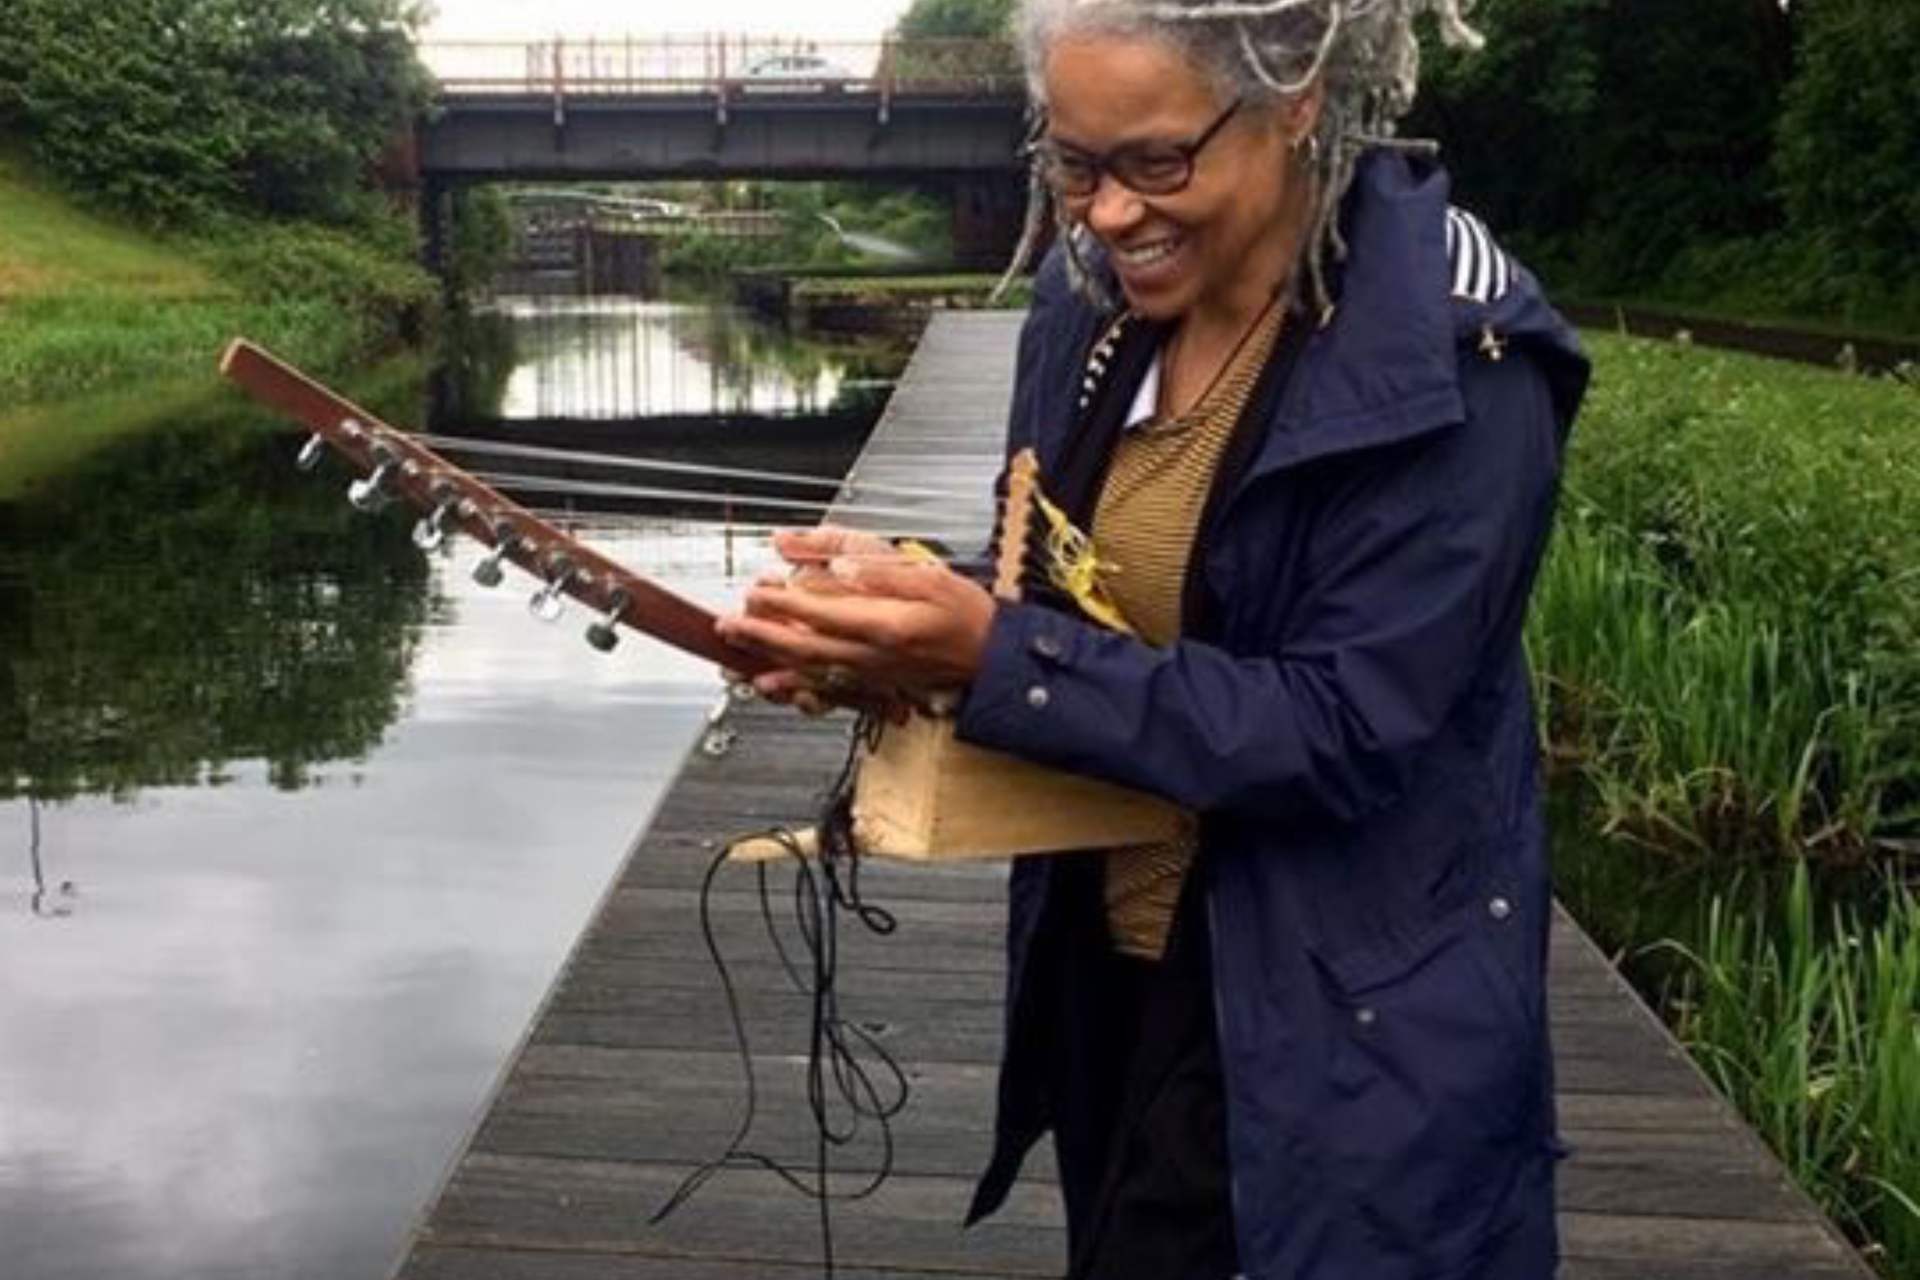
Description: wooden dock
xmin=392 ymin=314 xmax=1873 ymax=1280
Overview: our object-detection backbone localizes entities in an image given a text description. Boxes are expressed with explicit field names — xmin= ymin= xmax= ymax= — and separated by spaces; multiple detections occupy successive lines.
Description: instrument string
xmin=415 ymin=433 xmax=978 ymax=504
xmin=468 ymin=471 xmax=988 ymax=528
xmin=520 ymin=508 xmax=962 ymax=549
xmin=653 ymin=715 xmax=907 ymax=1280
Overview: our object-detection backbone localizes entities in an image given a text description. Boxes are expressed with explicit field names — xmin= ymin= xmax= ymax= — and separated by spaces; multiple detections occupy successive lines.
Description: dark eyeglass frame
xmin=1034 ymin=97 xmax=1245 ymax=199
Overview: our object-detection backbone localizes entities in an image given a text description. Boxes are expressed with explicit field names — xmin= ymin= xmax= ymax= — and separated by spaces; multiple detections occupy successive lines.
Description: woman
xmin=716 ymin=1 xmax=1590 ymax=1275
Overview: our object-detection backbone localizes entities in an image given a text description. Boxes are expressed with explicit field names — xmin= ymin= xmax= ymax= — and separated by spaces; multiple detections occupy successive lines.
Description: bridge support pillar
xmin=949 ymin=173 xmax=1029 ymax=271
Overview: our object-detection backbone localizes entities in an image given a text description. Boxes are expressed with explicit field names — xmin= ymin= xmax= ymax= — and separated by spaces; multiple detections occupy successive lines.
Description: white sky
xmin=422 ymin=0 xmax=913 ymax=40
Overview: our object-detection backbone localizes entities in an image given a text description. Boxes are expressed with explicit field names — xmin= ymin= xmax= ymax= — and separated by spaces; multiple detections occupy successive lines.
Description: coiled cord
xmin=652 ymin=714 xmax=910 ymax=1278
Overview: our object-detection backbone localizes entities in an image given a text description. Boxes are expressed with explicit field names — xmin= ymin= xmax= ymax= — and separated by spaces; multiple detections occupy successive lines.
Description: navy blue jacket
xmin=956 ymin=153 xmax=1590 ymax=1278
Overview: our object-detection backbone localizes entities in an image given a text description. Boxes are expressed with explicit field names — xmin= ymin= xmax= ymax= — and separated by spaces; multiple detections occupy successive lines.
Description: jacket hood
xmin=1253 ymin=150 xmax=1589 ymax=474
xmin=1044 ymin=151 xmax=1589 ymax=477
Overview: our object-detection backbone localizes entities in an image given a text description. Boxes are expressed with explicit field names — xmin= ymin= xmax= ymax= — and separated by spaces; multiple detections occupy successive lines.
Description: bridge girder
xmin=421 ymin=93 xmax=1029 ymax=183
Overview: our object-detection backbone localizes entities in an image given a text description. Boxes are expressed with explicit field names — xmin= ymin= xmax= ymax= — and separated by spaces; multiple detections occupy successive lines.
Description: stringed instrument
xmin=224 ymin=339 xmax=1180 ymax=863
xmin=220 ymin=338 xmax=771 ymax=676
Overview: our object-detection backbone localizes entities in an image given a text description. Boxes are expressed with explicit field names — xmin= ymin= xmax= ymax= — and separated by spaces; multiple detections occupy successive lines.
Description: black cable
xmin=652 ymin=712 xmax=911 ymax=1279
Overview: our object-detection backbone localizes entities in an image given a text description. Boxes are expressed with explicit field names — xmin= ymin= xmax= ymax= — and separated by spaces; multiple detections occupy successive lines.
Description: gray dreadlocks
xmin=999 ymin=0 xmax=1484 ymax=316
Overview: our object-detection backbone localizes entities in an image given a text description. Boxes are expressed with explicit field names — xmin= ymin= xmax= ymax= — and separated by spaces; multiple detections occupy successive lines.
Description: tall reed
xmin=1528 ymin=512 xmax=1899 ymax=856
xmin=1655 ymin=864 xmax=1920 ymax=1275
xmin=1528 ymin=334 xmax=1920 ymax=859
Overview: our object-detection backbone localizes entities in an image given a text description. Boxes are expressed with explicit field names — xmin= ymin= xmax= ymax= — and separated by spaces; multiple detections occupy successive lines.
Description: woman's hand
xmin=717 ymin=526 xmax=996 ymax=708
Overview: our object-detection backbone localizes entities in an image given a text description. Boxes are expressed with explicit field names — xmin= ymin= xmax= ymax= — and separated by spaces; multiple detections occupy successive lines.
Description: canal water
xmin=0 ymin=294 xmax=910 ymax=1279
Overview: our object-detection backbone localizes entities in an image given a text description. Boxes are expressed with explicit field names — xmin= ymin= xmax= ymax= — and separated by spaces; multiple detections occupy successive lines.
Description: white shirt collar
xmin=1123 ymin=349 xmax=1162 ymax=431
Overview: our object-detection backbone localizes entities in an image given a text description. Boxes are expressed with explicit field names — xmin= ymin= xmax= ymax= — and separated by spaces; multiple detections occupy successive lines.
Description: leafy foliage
xmin=1773 ymin=0 xmax=1920 ymax=289
xmin=892 ymin=0 xmax=1017 ymax=39
xmin=1660 ymin=865 xmax=1920 ymax=1277
xmin=0 ymin=0 xmax=431 ymax=228
xmin=1527 ymin=334 xmax=1920 ymax=857
xmin=0 ymin=155 xmax=434 ymax=405
xmin=447 ymin=186 xmax=516 ymax=310
xmin=0 ymin=408 xmax=433 ymax=800
xmin=1415 ymin=0 xmax=1791 ymax=284
xmin=1413 ymin=0 xmax=1914 ymax=332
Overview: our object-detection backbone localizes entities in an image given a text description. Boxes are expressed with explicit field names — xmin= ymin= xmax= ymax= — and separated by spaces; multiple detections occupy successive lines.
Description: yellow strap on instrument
xmin=1032 ymin=489 xmax=1135 ymax=636
xmin=894 ymin=538 xmax=946 ymax=565
xmin=894 ymin=474 xmax=1134 ymax=636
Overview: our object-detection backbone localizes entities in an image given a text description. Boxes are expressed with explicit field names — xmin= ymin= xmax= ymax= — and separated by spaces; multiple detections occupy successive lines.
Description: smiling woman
xmin=716 ymin=2 xmax=1594 ymax=1277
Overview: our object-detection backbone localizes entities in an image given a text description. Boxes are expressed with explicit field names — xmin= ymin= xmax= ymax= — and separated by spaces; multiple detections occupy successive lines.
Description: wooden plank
xmin=404 ymin=1248 xmax=986 ymax=1280
xmin=415 ymin=1154 xmax=1063 ymax=1274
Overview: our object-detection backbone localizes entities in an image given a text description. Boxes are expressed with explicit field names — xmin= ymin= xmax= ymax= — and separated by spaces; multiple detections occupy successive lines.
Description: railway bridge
xmin=412 ymin=36 xmax=1032 ymax=269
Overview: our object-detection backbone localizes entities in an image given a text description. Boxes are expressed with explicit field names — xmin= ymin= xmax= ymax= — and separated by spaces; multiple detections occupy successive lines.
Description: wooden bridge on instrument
xmin=390 ymin=314 xmax=1875 ymax=1280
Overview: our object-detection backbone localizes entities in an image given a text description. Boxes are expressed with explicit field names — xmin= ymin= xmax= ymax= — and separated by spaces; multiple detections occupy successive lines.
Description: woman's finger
xmin=720 ymin=611 xmax=888 ymax=672
xmin=831 ymin=555 xmax=952 ymax=602
xmin=773 ymin=525 xmax=892 ymax=565
xmin=742 ymin=582 xmax=915 ymax=646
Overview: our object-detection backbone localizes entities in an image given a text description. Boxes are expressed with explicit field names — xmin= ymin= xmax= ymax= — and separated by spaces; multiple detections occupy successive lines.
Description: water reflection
xmin=0 ymin=414 xmax=433 ymax=803
xmin=25 ymin=797 xmax=77 ymax=919
xmin=1 ymin=503 xmax=776 ymax=1280
xmin=0 ymin=286 xmax=881 ymax=1279
xmin=443 ymin=295 xmax=905 ymax=421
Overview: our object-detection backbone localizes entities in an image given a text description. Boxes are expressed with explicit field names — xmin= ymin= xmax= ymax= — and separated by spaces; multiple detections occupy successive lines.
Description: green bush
xmin=200 ymin=218 xmax=435 ymax=339
xmin=1528 ymin=334 xmax=1920 ymax=857
xmin=1413 ymin=0 xmax=1916 ymax=337
xmin=0 ymin=0 xmax=430 ymax=229
xmin=1658 ymin=864 xmax=1920 ymax=1277
xmin=1775 ymin=0 xmax=1920 ymax=293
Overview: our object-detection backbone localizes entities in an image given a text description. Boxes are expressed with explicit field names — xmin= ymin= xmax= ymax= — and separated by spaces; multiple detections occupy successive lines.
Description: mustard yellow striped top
xmin=1093 ymin=302 xmax=1284 ymax=961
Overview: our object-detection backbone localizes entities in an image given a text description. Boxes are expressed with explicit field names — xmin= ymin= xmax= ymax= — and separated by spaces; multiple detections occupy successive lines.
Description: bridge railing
xmin=420 ymin=35 xmax=1026 ymax=98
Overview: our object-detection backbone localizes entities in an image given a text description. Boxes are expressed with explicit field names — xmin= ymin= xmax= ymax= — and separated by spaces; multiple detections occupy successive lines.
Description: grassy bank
xmin=1531 ymin=334 xmax=1918 ymax=859
xmin=0 ymin=351 xmax=429 ymax=501
xmin=1660 ymin=865 xmax=1920 ymax=1276
xmin=1535 ymin=333 xmax=1919 ymax=1274
xmin=0 ymin=152 xmax=432 ymax=407
xmin=788 ymin=273 xmax=1029 ymax=305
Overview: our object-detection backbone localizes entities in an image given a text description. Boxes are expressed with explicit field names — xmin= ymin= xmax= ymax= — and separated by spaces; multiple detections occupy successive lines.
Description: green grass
xmin=0 ymin=151 xmax=219 ymax=302
xmin=0 ymin=150 xmax=432 ymax=409
xmin=1530 ymin=333 xmax=1920 ymax=859
xmin=1538 ymin=334 xmax=1920 ymax=1276
xmin=789 ymin=273 xmax=1032 ymax=308
xmin=0 ymin=293 xmax=373 ymax=405
xmin=1654 ymin=864 xmax=1920 ymax=1276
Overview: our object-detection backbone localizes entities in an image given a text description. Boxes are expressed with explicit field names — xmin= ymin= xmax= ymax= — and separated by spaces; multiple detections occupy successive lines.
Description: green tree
xmin=1410 ymin=0 xmax=1608 ymax=240
xmin=888 ymin=0 xmax=1019 ymax=86
xmin=1414 ymin=0 xmax=1798 ymax=288
xmin=893 ymin=0 xmax=1016 ymax=39
xmin=0 ymin=0 xmax=430 ymax=227
xmin=447 ymin=186 xmax=516 ymax=307
xmin=1774 ymin=0 xmax=1920 ymax=287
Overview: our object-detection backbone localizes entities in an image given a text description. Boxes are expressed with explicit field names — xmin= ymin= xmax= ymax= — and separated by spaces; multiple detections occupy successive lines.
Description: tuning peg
xmin=584 ymin=588 xmax=630 ymax=652
xmin=472 ymin=520 xmax=521 ymax=587
xmin=296 ymin=433 xmax=327 ymax=472
xmin=347 ymin=444 xmax=399 ymax=513
xmin=529 ymin=553 xmax=579 ymax=622
xmin=412 ymin=481 xmax=459 ymax=552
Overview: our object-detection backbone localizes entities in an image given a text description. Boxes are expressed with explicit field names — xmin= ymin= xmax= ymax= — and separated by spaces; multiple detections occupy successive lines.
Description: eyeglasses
xmin=1033 ymin=98 xmax=1244 ymax=199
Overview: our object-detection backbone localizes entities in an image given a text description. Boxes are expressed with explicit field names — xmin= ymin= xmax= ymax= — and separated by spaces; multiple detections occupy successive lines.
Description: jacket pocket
xmin=1305 ymin=912 xmax=1547 ymax=1266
